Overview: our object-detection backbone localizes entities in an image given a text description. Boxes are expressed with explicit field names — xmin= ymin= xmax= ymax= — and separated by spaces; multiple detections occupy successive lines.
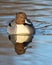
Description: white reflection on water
xmin=0 ymin=0 xmax=52 ymax=65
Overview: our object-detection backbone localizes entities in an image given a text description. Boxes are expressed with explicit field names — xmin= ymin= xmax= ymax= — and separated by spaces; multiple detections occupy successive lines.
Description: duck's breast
xmin=16 ymin=25 xmax=34 ymax=34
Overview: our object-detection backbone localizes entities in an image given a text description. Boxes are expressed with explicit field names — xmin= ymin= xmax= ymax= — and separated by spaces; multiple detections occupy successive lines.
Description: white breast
xmin=16 ymin=25 xmax=34 ymax=34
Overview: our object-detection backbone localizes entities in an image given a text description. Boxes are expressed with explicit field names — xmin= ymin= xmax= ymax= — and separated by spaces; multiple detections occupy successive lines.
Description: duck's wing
xmin=25 ymin=19 xmax=35 ymax=35
xmin=7 ymin=19 xmax=16 ymax=34
xmin=25 ymin=19 xmax=32 ymax=25
xmin=8 ymin=19 xmax=15 ymax=27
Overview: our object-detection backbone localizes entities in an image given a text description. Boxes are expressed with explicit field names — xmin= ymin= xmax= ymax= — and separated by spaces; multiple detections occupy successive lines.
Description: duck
xmin=7 ymin=12 xmax=35 ymax=55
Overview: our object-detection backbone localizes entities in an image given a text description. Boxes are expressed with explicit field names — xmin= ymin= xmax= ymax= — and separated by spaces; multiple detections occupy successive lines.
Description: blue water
xmin=0 ymin=0 xmax=52 ymax=65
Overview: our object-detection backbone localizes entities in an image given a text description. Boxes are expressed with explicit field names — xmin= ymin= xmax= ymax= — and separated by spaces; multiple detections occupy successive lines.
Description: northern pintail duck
xmin=7 ymin=12 xmax=35 ymax=55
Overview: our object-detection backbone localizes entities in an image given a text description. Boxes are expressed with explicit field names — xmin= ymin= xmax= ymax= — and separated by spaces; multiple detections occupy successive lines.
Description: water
xmin=0 ymin=0 xmax=52 ymax=65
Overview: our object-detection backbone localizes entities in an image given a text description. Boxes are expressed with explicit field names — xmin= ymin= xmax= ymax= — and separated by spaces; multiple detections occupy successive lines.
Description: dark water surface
xmin=0 ymin=0 xmax=52 ymax=65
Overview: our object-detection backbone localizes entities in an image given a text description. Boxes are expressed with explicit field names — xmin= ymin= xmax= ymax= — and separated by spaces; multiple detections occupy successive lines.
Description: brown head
xmin=16 ymin=12 xmax=27 ymax=24
xmin=14 ymin=43 xmax=25 ymax=55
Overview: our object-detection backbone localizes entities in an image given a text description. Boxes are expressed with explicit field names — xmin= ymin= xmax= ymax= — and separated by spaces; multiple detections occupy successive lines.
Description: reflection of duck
xmin=7 ymin=12 xmax=35 ymax=55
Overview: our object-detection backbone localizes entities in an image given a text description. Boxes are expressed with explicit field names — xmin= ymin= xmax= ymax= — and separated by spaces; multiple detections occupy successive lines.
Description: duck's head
xmin=16 ymin=12 xmax=27 ymax=24
xmin=14 ymin=43 xmax=25 ymax=55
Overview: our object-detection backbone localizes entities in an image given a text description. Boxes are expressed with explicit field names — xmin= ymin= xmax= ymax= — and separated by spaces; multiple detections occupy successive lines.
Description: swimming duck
xmin=7 ymin=12 xmax=35 ymax=55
